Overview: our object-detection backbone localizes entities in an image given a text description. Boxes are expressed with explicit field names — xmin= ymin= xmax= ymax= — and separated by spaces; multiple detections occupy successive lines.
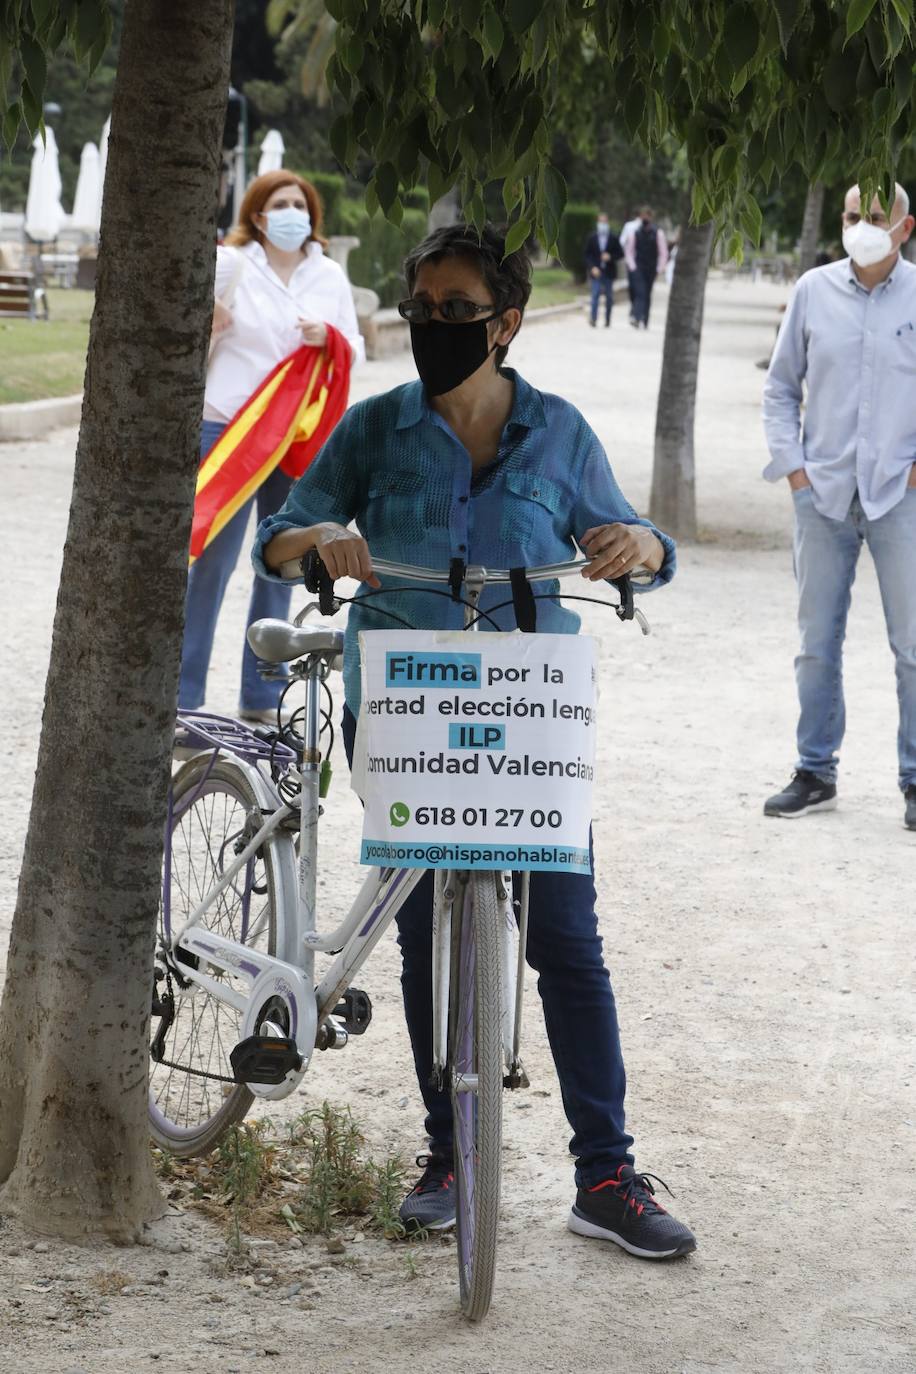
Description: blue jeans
xmin=341 ymin=707 xmax=634 ymax=1187
xmin=589 ymin=276 xmax=613 ymax=324
xmin=794 ymin=486 xmax=916 ymax=789
xmin=178 ymin=419 xmax=294 ymax=712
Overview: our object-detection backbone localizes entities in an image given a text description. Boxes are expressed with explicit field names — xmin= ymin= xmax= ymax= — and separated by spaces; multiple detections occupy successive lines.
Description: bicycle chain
xmin=152 ymin=964 xmax=239 ymax=1086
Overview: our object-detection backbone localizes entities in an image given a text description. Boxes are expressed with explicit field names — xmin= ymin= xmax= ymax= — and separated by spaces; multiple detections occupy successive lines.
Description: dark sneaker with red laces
xmin=568 ymin=1164 xmax=696 ymax=1259
xmin=764 ymin=769 xmax=837 ymax=818
xmin=398 ymin=1153 xmax=456 ymax=1233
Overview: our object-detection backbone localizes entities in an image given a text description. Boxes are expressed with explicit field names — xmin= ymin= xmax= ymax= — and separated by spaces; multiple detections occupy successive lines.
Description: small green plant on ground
xmin=283 ymin=1102 xmax=409 ymax=1240
xmin=152 ymin=1101 xmax=412 ymax=1247
xmin=218 ymin=1121 xmax=276 ymax=1254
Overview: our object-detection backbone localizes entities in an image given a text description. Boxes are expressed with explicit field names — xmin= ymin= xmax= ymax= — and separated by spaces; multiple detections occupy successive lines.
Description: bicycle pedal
xmin=230 ymin=1035 xmax=302 ymax=1085
xmin=504 ymin=1063 xmax=530 ymax=1090
xmin=331 ymin=987 xmax=373 ymax=1035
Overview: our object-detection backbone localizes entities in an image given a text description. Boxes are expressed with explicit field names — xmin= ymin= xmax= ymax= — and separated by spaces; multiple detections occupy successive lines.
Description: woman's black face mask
xmin=409 ymin=313 xmax=503 ymax=397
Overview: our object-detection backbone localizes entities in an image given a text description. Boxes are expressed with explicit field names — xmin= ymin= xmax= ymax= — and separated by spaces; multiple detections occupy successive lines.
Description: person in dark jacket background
xmin=583 ymin=211 xmax=624 ymax=327
xmin=624 ymin=206 xmax=669 ymax=329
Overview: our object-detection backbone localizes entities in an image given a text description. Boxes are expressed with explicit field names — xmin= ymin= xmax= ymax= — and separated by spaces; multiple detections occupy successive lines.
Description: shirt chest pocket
xmin=498 ymin=471 xmax=567 ymax=549
xmin=364 ymin=469 xmax=430 ymax=546
xmin=890 ymin=326 xmax=916 ymax=373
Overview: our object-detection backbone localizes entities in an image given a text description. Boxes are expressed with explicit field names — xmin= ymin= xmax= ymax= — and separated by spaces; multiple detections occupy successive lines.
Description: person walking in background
xmin=583 ymin=211 xmax=623 ymax=327
xmin=625 ymin=206 xmax=668 ymax=329
xmin=179 ymin=170 xmax=364 ymax=723
xmin=619 ymin=209 xmax=642 ymax=324
xmin=762 ymin=181 xmax=916 ymax=830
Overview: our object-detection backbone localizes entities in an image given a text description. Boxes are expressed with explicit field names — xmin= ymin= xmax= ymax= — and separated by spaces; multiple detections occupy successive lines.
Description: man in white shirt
xmin=761 ymin=182 xmax=916 ymax=830
xmin=619 ymin=212 xmax=642 ymax=325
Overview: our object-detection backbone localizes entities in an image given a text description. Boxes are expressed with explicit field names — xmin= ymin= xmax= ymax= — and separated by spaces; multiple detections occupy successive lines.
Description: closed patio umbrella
xmin=98 ymin=116 xmax=111 ymax=219
xmin=71 ymin=142 xmax=101 ymax=235
xmin=257 ymin=129 xmax=284 ymax=175
xmin=24 ymin=127 xmax=65 ymax=243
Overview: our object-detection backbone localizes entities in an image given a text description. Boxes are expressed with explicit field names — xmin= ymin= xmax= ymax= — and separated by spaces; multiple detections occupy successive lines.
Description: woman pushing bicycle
xmin=252 ymin=223 xmax=696 ymax=1260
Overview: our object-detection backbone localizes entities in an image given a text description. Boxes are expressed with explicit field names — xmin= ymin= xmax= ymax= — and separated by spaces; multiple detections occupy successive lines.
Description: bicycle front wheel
xmin=449 ymin=870 xmax=505 ymax=1322
xmin=149 ymin=755 xmax=292 ymax=1158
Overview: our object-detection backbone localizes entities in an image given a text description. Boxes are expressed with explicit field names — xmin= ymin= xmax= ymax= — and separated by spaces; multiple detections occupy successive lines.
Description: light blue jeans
xmin=178 ymin=419 xmax=294 ymax=712
xmin=793 ymin=486 xmax=916 ymax=790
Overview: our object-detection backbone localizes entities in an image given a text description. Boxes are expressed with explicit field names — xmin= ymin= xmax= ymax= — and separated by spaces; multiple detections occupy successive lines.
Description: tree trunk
xmin=0 ymin=0 xmax=234 ymax=1240
xmin=648 ymin=220 xmax=714 ymax=543
xmin=797 ymin=181 xmax=826 ymax=276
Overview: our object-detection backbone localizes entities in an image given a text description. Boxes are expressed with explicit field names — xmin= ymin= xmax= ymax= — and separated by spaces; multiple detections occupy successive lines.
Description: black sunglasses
xmin=397 ymin=297 xmax=500 ymax=324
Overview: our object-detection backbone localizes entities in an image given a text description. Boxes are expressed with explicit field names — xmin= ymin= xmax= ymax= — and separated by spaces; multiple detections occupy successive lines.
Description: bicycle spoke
xmin=150 ymin=761 xmax=282 ymax=1154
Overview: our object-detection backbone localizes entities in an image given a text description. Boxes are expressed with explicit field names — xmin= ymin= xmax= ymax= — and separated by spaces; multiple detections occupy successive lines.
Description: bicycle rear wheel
xmin=449 ymin=870 xmax=505 ymax=1322
xmin=149 ymin=755 xmax=291 ymax=1157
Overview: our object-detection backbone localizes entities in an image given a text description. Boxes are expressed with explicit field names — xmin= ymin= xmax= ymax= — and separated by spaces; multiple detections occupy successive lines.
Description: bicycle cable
xmin=332 ymin=585 xmax=504 ymax=633
xmin=463 ymin=591 xmax=630 ymax=630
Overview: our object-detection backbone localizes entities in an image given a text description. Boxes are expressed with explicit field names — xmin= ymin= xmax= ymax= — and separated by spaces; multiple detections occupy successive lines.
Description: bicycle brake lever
xmin=302 ymin=549 xmax=337 ymax=615
xmin=293 ymin=601 xmax=323 ymax=626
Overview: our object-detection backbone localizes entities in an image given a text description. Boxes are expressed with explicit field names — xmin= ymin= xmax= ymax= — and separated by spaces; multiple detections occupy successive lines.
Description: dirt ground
xmin=1 ymin=277 xmax=914 ymax=1374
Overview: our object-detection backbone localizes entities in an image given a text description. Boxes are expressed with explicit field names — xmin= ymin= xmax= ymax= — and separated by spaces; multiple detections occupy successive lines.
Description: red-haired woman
xmin=179 ymin=170 xmax=364 ymax=722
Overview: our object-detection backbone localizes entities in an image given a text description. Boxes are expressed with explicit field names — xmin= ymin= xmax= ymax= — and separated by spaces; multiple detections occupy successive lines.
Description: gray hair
xmin=845 ymin=181 xmax=910 ymax=216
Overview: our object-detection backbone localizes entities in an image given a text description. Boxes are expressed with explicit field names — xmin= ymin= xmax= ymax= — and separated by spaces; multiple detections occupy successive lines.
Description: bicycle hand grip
xmin=302 ymin=549 xmax=337 ymax=616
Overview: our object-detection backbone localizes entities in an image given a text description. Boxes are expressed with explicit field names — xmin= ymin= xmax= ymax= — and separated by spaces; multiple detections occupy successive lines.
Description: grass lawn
xmin=0 ymin=288 xmax=91 ymax=405
xmin=528 ymin=265 xmax=585 ymax=309
xmin=0 ymin=270 xmax=584 ymax=405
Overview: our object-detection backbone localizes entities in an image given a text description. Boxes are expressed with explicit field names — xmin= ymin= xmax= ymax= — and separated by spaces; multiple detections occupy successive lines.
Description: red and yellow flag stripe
xmin=189 ymin=324 xmax=351 ymax=565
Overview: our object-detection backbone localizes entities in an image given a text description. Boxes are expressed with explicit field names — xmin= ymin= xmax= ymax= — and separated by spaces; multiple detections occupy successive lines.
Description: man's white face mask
xmin=842 ymin=215 xmax=905 ymax=268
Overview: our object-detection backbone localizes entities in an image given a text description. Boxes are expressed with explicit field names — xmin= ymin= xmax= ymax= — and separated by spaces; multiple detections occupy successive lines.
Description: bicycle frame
xmin=164 ymin=555 xmax=643 ymax=1098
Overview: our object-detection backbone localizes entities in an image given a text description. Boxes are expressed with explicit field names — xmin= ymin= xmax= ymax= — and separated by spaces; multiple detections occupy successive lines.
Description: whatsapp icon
xmin=389 ymin=801 xmax=410 ymax=827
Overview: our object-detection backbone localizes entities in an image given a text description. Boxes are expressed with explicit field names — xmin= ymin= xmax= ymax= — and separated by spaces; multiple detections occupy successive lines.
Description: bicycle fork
xmin=430 ymin=870 xmax=530 ymax=1091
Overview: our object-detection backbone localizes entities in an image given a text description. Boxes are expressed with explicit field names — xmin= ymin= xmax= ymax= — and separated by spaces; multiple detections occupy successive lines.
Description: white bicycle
xmin=150 ymin=551 xmax=645 ymax=1320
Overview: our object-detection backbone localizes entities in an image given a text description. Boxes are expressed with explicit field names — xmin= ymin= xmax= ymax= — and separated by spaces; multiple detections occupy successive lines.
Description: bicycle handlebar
xmin=285 ymin=548 xmax=648 ymax=630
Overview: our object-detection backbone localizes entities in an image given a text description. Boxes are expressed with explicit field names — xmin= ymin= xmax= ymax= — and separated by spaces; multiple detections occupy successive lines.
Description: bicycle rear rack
xmin=174 ymin=710 xmax=298 ymax=765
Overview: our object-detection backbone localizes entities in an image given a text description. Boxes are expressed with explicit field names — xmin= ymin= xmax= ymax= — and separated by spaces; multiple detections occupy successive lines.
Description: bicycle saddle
xmin=247 ymin=618 xmax=344 ymax=663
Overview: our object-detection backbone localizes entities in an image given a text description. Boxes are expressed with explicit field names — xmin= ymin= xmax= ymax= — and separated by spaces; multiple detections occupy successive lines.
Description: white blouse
xmin=204 ymin=240 xmax=365 ymax=423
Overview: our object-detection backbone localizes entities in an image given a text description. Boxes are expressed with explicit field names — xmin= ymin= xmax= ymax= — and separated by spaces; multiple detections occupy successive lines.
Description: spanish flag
xmin=189 ymin=324 xmax=351 ymax=565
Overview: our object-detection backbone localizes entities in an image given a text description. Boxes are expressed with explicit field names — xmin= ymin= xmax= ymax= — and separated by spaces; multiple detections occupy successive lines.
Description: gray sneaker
xmin=568 ymin=1165 xmax=696 ymax=1259
xmin=905 ymin=785 xmax=916 ymax=831
xmin=764 ymin=770 xmax=837 ymax=818
xmin=398 ymin=1153 xmax=455 ymax=1234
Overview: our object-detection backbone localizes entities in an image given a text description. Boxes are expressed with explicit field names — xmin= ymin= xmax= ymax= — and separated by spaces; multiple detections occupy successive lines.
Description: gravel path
xmin=1 ymin=277 xmax=913 ymax=1373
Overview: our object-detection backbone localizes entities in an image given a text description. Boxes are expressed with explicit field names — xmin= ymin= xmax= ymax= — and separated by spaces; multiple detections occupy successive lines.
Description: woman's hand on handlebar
xmin=311 ymin=523 xmax=380 ymax=588
xmin=579 ymin=523 xmax=663 ymax=580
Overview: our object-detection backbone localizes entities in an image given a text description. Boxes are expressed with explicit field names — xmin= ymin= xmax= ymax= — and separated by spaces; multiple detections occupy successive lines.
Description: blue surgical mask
xmin=263 ymin=207 xmax=311 ymax=252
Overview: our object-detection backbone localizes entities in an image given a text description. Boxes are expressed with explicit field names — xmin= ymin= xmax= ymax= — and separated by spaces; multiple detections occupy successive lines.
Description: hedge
xmin=558 ymin=203 xmax=599 ymax=284
xmin=337 ymin=200 xmax=429 ymax=307
xmin=298 ymin=170 xmax=347 ymax=236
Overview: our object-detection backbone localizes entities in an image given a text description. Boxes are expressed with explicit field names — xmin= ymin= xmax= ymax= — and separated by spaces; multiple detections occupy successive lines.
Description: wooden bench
xmin=0 ymin=271 xmax=48 ymax=321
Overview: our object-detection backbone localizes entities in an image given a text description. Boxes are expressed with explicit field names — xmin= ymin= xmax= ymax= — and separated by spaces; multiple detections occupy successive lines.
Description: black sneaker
xmin=764 ymin=769 xmax=837 ymax=818
xmin=905 ymin=785 xmax=916 ymax=831
xmin=398 ymin=1153 xmax=455 ymax=1233
xmin=568 ymin=1164 xmax=696 ymax=1259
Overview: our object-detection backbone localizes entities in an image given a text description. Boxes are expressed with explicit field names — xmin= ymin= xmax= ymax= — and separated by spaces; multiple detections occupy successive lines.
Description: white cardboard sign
xmin=355 ymin=630 xmax=597 ymax=872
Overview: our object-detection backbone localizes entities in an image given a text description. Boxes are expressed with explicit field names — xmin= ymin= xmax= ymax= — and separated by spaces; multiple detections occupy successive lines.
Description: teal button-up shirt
xmin=253 ymin=369 xmax=675 ymax=715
